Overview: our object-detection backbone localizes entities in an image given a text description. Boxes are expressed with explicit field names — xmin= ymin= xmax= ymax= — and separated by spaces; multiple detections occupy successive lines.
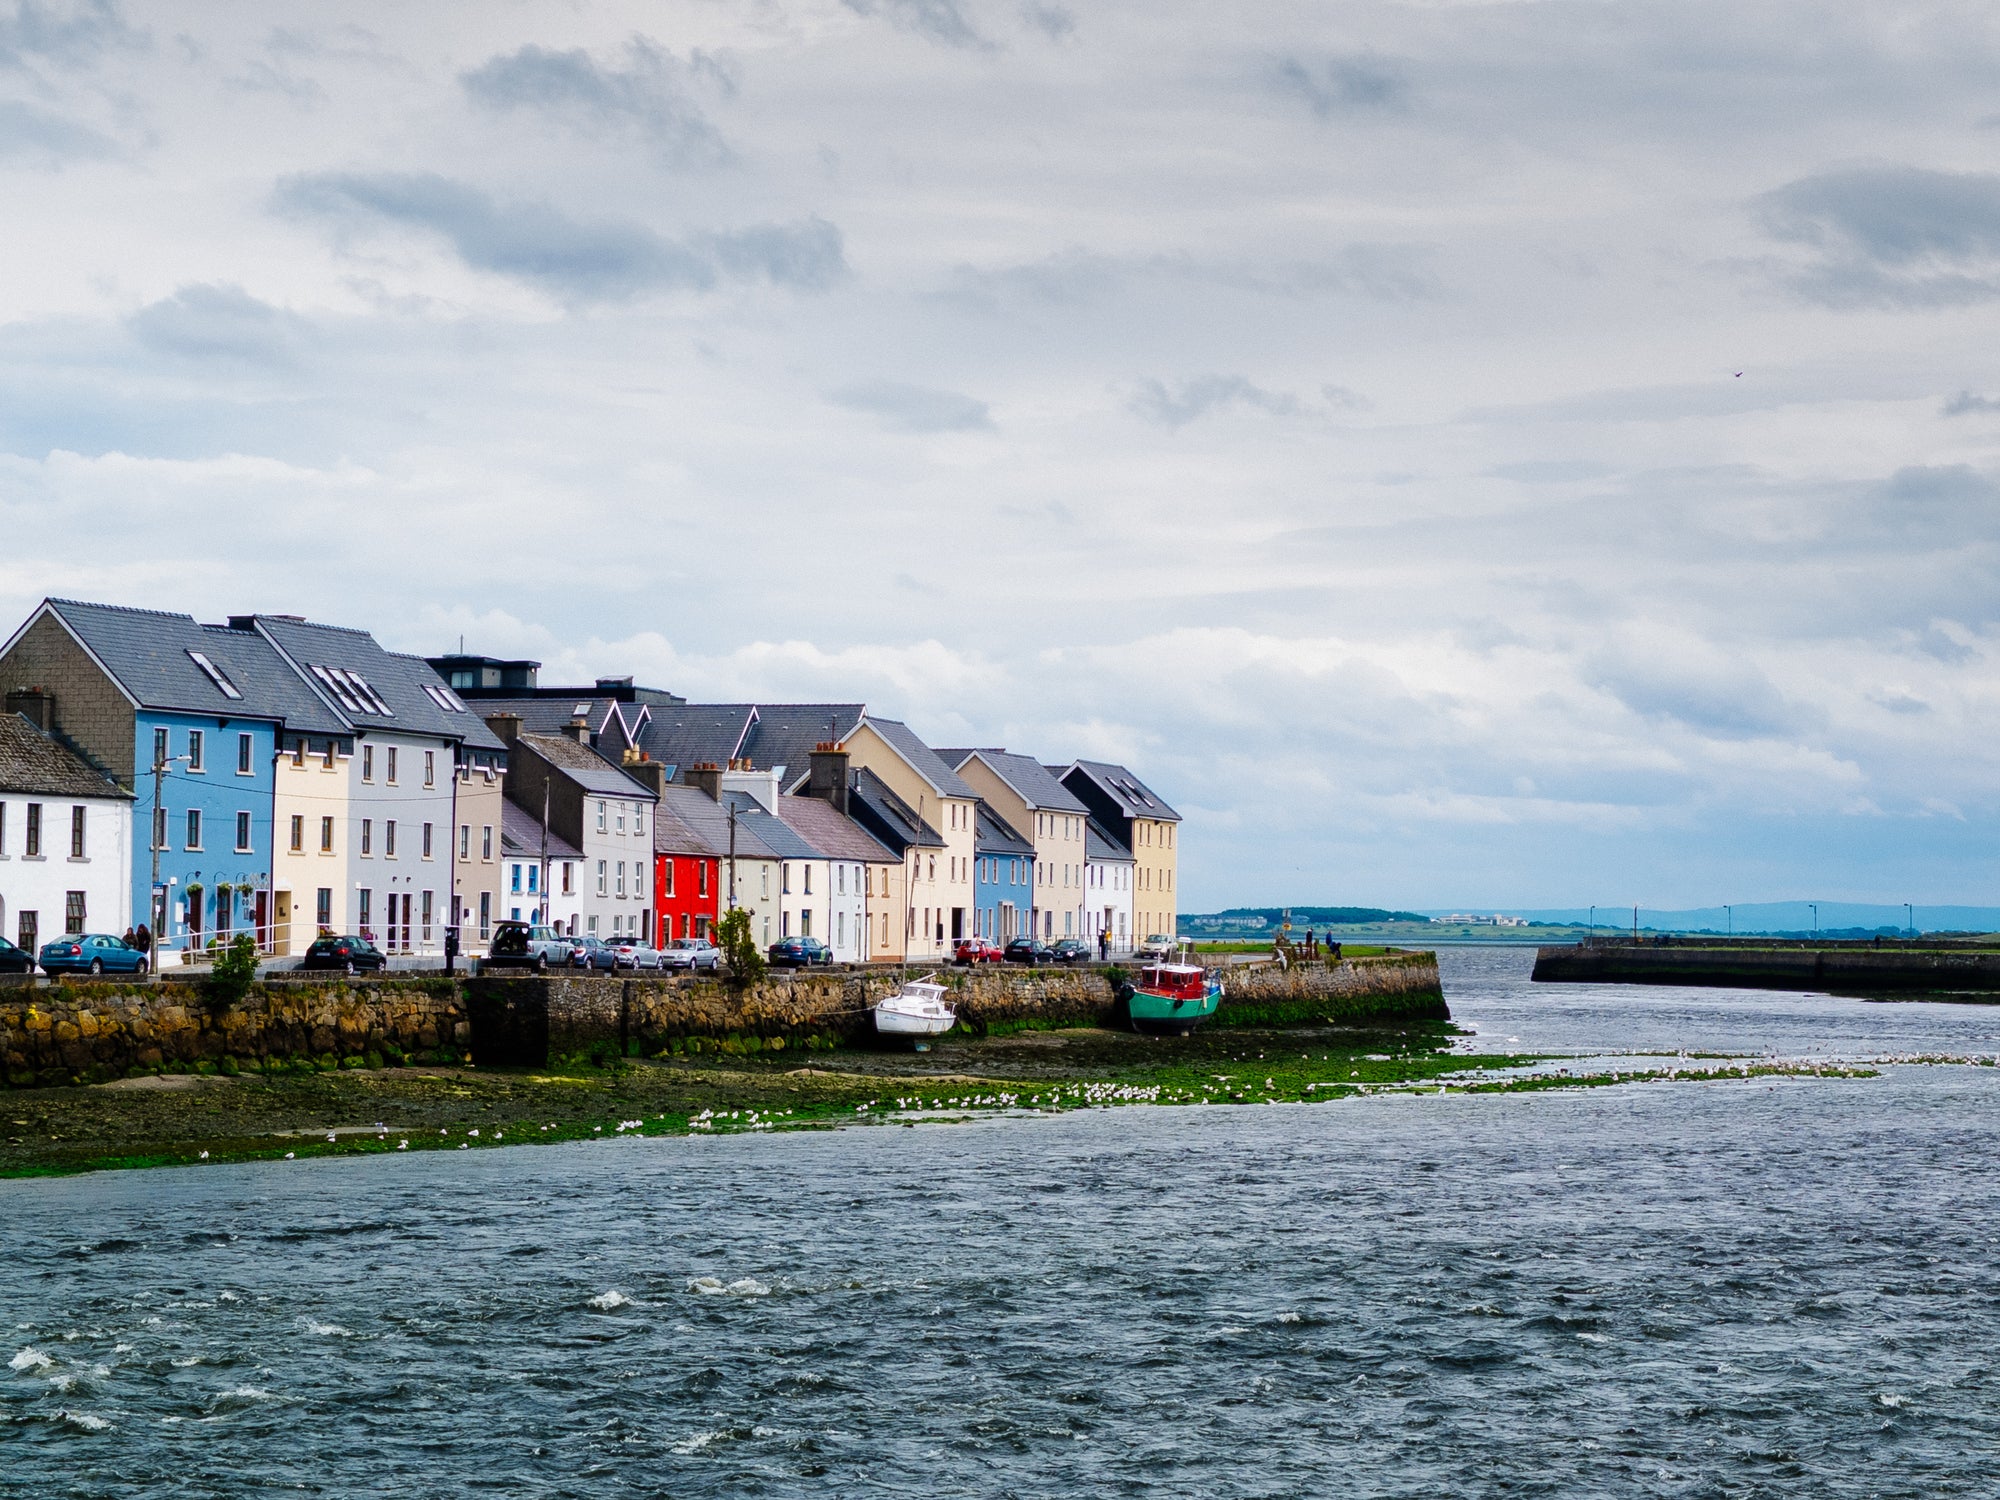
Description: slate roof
xmin=1056 ymin=760 xmax=1182 ymax=824
xmin=859 ymin=716 xmax=974 ymax=800
xmin=500 ymin=798 xmax=583 ymax=862
xmin=1086 ymin=818 xmax=1135 ymax=863
xmin=633 ymin=704 xmax=758 ymax=770
xmin=516 ymin=731 xmax=657 ymax=801
xmin=777 ymin=794 xmax=898 ymax=865
xmin=0 ymin=712 xmax=133 ymax=800
xmin=657 ymin=783 xmax=778 ymax=863
xmin=631 ymin=702 xmax=865 ymax=789
xmin=33 ymin=600 xmax=347 ymax=735
xmin=741 ymin=704 xmax=864 ymax=786
xmin=974 ymin=802 xmax=1034 ymax=859
xmin=953 ymin=748 xmax=1089 ymax=815
xmin=471 ymin=695 xmax=629 ymax=742
xmin=650 ymin=789 xmax=717 ymax=858
xmin=250 ymin=615 xmax=505 ymax=750
xmin=847 ymin=766 xmax=945 ymax=856
xmin=721 ymin=793 xmax=821 ymax=861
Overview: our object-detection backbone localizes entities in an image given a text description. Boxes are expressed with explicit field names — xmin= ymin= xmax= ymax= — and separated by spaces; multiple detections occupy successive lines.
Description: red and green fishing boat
xmin=1120 ymin=949 xmax=1224 ymax=1036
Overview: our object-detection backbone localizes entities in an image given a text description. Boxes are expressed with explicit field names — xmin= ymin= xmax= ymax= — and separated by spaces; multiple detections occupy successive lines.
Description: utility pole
xmin=1725 ymin=904 xmax=1732 ymax=937
xmin=539 ymin=777 xmax=551 ymax=931
xmin=1906 ymin=902 xmax=1914 ymax=938
xmin=1810 ymin=902 xmax=1819 ymax=936
xmin=147 ymin=750 xmax=188 ymax=976
xmin=727 ymin=801 xmax=738 ymax=909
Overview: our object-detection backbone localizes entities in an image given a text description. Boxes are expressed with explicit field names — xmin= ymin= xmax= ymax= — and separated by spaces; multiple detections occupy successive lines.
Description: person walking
xmin=1098 ymin=928 xmax=1109 ymax=961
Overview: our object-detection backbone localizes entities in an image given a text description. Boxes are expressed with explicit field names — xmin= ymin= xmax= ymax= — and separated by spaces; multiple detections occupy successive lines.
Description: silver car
xmin=603 ymin=936 xmax=665 ymax=970
xmin=661 ymin=938 xmax=723 ymax=973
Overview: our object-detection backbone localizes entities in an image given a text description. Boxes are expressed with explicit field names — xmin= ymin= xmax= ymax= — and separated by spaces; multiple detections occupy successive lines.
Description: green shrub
xmin=340 ymin=1055 xmax=364 ymax=1070
xmin=217 ymin=1056 xmax=241 ymax=1077
xmin=713 ymin=907 xmax=765 ymax=987
xmin=205 ymin=933 xmax=260 ymax=1009
xmin=364 ymin=1050 xmax=384 ymax=1070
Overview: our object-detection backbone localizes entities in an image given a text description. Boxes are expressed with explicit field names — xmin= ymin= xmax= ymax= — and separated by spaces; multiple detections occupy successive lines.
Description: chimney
xmin=685 ymin=762 xmax=723 ymax=801
xmin=627 ymin=760 xmax=668 ymax=798
xmin=562 ymin=716 xmax=589 ymax=744
xmin=484 ymin=711 xmax=522 ymax=746
xmin=808 ymin=742 xmax=850 ymax=816
xmin=6 ymin=686 xmax=53 ymax=733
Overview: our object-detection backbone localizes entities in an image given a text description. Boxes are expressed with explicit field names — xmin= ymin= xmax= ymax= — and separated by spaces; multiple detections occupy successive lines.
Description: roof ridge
xmin=49 ymin=597 xmax=190 ymax=621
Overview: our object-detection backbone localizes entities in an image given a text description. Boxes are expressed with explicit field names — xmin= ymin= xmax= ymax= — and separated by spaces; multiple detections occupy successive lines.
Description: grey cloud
xmin=1321 ymin=385 xmax=1369 ymax=411
xmin=274 ymin=171 xmax=845 ymax=302
xmin=1020 ymin=4 xmax=1073 ymax=40
xmin=829 ymin=380 xmax=993 ymax=432
xmin=0 ymin=0 xmax=136 ymax=70
xmin=128 ymin=283 xmax=307 ymax=365
xmin=460 ymin=40 xmax=730 ymax=167
xmin=840 ymin=0 xmax=989 ymax=52
xmin=1131 ymin=375 xmax=1300 ymax=429
xmin=1942 ymin=390 xmax=2000 ymax=416
xmin=1869 ymin=689 xmax=1930 ymax=715
xmin=946 ymin=243 xmax=1438 ymax=310
xmin=1757 ymin=165 xmax=2000 ymax=307
xmin=1588 ymin=653 xmax=1801 ymax=740
xmin=1271 ymin=54 xmax=1409 ymax=118
xmin=0 ymin=97 xmax=114 ymax=162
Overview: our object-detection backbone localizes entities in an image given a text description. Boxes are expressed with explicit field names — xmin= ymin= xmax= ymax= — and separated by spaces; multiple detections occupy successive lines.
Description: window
xmin=321 ymin=816 xmax=334 ymax=853
xmin=783 ymin=863 xmax=792 ymax=895
xmin=361 ymin=819 xmax=373 ymax=856
xmin=0 ymin=801 xmax=6 ymax=854
xmin=385 ymin=820 xmax=397 ymax=857
xmin=424 ymin=751 xmax=435 ymax=787
xmin=636 ymin=863 xmax=646 ymax=899
xmin=316 ymin=888 xmax=332 ymax=929
xmin=421 ymin=890 xmax=433 ymax=945
xmin=290 ymin=815 xmax=304 ymax=853
xmin=186 ymin=649 xmax=242 ymax=700
xmin=459 ymin=825 xmax=470 ymax=860
xmin=293 ymin=740 xmax=305 ymax=768
xmin=662 ymin=861 xmax=675 ymax=897
xmin=422 ymin=822 xmax=434 ymax=859
xmin=236 ymin=811 xmax=252 ymax=852
xmin=596 ymin=801 xmax=607 ymax=833
xmin=70 ymin=805 xmax=85 ymax=858
xmin=184 ymin=809 xmax=201 ymax=850
xmin=237 ymin=732 xmax=253 ymax=775
xmin=362 ymin=745 xmax=374 ymax=782
xmin=597 ymin=860 xmax=608 ymax=896
xmin=65 ymin=890 xmax=85 ymax=933
xmin=616 ymin=804 xmax=625 ymax=834
xmin=635 ymin=804 xmax=645 ymax=836
xmin=838 ymin=865 xmax=846 ymax=895
xmin=324 ymin=742 xmax=336 ymax=770
xmin=616 ymin=861 xmax=626 ymax=898
xmin=386 ymin=747 xmax=398 ymax=784
xmin=187 ymin=729 xmax=204 ymax=771
xmin=152 ymin=727 xmax=169 ymax=768
xmin=697 ymin=863 xmax=707 ymax=897
xmin=804 ymin=865 xmax=813 ymax=896
xmin=562 ymin=862 xmax=573 ymax=896
xmin=481 ymin=825 xmax=493 ymax=860
xmin=152 ymin=806 xmax=165 ymax=851
xmin=358 ymin=888 xmax=372 ymax=934
xmin=588 ymin=914 xmax=599 ymax=936
xmin=527 ymin=864 xmax=538 ymax=894
xmin=511 ymin=864 xmax=522 ymax=894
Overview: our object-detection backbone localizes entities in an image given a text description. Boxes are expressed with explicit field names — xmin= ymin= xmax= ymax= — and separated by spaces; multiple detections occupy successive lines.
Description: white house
xmin=0 ymin=707 xmax=134 ymax=956
xmin=1084 ymin=818 xmax=1136 ymax=956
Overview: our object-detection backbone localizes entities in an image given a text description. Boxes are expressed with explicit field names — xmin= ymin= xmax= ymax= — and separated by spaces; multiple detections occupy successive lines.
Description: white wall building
xmin=0 ymin=709 xmax=134 ymax=954
xmin=1084 ymin=819 xmax=1136 ymax=956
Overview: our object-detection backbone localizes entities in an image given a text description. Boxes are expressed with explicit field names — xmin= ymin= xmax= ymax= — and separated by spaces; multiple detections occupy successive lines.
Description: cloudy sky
xmin=2 ymin=0 xmax=1997 ymax=911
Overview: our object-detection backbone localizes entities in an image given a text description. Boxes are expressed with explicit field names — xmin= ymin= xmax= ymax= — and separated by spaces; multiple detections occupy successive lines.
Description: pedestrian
xmin=135 ymin=922 xmax=152 ymax=951
xmin=1098 ymin=929 xmax=1109 ymax=961
xmin=123 ymin=926 xmax=137 ymax=949
xmin=1305 ymin=928 xmax=1316 ymax=958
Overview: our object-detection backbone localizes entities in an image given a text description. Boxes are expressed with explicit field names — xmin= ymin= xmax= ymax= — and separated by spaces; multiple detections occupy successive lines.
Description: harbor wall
xmin=1531 ymin=941 xmax=2000 ymax=998
xmin=1 ymin=953 xmax=1449 ymax=1085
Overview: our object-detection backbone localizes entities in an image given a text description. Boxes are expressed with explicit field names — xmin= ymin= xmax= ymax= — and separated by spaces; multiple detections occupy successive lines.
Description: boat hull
xmin=872 ymin=1007 xmax=956 ymax=1038
xmin=1125 ymin=983 xmax=1223 ymax=1036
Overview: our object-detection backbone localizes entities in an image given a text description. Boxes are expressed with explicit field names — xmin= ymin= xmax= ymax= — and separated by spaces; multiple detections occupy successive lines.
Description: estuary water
xmin=4 ymin=948 xmax=1999 ymax=1498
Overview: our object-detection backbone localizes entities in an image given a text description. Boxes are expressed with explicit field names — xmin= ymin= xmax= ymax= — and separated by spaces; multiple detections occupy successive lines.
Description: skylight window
xmin=310 ymin=664 xmax=362 ymax=713
xmin=187 ymin=650 xmax=243 ymax=700
xmin=422 ymin=683 xmax=466 ymax=713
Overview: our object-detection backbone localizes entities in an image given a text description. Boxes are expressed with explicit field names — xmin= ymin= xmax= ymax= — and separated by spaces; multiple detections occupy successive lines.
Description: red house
xmin=653 ymin=784 xmax=722 ymax=947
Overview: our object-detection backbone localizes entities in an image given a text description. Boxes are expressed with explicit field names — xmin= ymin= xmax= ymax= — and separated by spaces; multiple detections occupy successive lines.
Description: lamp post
xmin=1905 ymin=902 xmax=1914 ymax=939
xmin=147 ymin=750 xmax=191 ymax=977
xmin=1809 ymin=902 xmax=1819 ymax=936
xmin=1725 ymin=904 xmax=1732 ymax=937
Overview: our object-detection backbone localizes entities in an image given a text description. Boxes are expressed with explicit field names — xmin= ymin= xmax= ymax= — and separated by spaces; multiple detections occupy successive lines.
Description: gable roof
xmin=633 ymin=704 xmax=758 ymax=770
xmin=470 ymin=695 xmax=629 ymax=742
xmin=655 ymin=783 xmax=779 ymax=862
xmin=650 ymin=790 xmax=716 ymax=858
xmin=1056 ymin=760 xmax=1182 ymax=824
xmin=1086 ymin=817 xmax=1135 ymax=863
xmin=974 ymin=802 xmax=1034 ymax=858
xmin=777 ymin=793 xmax=898 ymax=864
xmin=741 ymin=703 xmax=864 ymax=786
xmin=847 ymin=766 xmax=946 ymax=856
xmin=952 ymin=748 xmax=1089 ymax=815
xmin=499 ymin=798 xmax=583 ymax=862
xmin=631 ymin=702 xmax=867 ymax=789
xmin=249 ymin=615 xmax=504 ymax=749
xmin=33 ymin=599 xmax=346 ymax=735
xmin=0 ymin=712 xmax=133 ymax=800
xmin=721 ymin=792 xmax=821 ymax=860
xmin=516 ymin=731 xmax=656 ymax=801
xmin=856 ymin=716 xmax=974 ymax=800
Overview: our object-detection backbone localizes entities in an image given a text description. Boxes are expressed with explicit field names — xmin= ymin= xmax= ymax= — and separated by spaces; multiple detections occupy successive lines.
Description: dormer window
xmin=188 ymin=650 xmax=242 ymax=700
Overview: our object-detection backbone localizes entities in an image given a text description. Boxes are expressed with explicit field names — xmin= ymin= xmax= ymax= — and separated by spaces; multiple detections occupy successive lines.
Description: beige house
xmin=271 ymin=734 xmax=350 ymax=952
xmin=949 ymin=748 xmax=1094 ymax=943
xmin=1056 ymin=761 xmax=1182 ymax=947
xmin=838 ymin=717 xmax=976 ymax=961
xmin=452 ymin=753 xmax=506 ymax=948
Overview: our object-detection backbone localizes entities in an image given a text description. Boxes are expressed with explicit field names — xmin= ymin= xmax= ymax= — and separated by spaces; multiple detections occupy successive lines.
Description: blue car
xmin=39 ymin=933 xmax=151 ymax=977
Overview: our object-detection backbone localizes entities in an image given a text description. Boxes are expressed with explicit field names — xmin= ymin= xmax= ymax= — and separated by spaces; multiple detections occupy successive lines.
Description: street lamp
xmin=1725 ymin=904 xmax=1732 ymax=937
xmin=1809 ymin=902 xmax=1819 ymax=936
xmin=147 ymin=751 xmax=193 ymax=977
xmin=1905 ymin=902 xmax=1914 ymax=939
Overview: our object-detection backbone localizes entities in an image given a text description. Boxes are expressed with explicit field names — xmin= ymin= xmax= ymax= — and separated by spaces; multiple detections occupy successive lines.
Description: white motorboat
xmin=873 ymin=976 xmax=957 ymax=1045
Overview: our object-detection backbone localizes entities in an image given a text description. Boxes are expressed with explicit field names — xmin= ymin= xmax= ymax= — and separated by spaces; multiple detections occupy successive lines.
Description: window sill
xmin=22 ymin=854 xmax=45 ymax=862
xmin=67 ymin=856 xmax=89 ymax=864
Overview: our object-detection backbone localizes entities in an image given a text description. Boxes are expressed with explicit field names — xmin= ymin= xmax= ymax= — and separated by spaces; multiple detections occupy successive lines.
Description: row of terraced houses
xmin=0 ymin=600 xmax=1180 ymax=964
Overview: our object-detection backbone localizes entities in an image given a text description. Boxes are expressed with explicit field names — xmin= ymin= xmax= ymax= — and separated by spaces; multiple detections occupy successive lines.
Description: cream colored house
xmin=838 ymin=717 xmax=975 ymax=961
xmin=271 ymin=733 xmax=350 ymax=953
xmin=452 ymin=753 xmax=506 ymax=948
xmin=1056 ymin=761 xmax=1182 ymax=947
xmin=949 ymin=748 xmax=1094 ymax=942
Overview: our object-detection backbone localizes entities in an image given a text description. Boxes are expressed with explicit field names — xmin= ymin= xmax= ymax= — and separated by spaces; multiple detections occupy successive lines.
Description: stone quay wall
xmin=1 ymin=979 xmax=469 ymax=1088
xmin=1532 ymin=941 xmax=2000 ymax=998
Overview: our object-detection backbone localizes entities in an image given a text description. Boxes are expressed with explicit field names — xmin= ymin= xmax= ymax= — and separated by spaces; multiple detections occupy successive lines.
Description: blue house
xmin=972 ymin=801 xmax=1034 ymax=944
xmin=0 ymin=600 xmax=348 ymax=952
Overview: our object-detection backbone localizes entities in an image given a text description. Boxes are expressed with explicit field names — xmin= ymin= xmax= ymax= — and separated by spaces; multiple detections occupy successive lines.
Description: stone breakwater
xmin=1 ymin=979 xmax=469 ymax=1087
xmin=1532 ymin=941 xmax=2000 ymax=999
xmin=2 ymin=955 xmax=1446 ymax=1085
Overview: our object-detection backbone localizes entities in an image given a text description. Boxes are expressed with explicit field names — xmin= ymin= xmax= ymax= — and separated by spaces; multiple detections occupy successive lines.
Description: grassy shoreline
xmin=0 ymin=1022 xmax=1882 ymax=1180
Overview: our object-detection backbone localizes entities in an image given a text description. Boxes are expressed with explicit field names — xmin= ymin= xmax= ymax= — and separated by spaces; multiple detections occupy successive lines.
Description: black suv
xmin=1050 ymin=938 xmax=1092 ymax=965
xmin=300 ymin=935 xmax=387 ymax=975
xmin=767 ymin=936 xmax=833 ymax=968
xmin=1004 ymin=937 xmax=1054 ymax=966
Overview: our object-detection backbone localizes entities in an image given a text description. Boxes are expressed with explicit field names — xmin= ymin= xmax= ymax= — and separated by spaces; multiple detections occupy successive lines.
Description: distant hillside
xmin=1184 ymin=906 xmax=1431 ymax=931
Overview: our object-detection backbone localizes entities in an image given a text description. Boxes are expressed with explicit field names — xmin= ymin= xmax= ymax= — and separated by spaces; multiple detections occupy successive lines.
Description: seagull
xmin=1733 ymin=371 xmax=1743 ymax=377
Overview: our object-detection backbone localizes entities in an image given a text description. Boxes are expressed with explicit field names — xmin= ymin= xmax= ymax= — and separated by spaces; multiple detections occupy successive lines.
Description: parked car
xmin=1050 ymin=938 xmax=1092 ymax=965
xmin=299 ymin=934 xmax=387 ymax=975
xmin=661 ymin=938 xmax=722 ymax=973
xmin=953 ymin=937 xmax=1003 ymax=965
xmin=0 ymin=935 xmax=33 ymax=975
xmin=483 ymin=921 xmax=575 ymax=972
xmin=767 ymin=936 xmax=833 ymax=968
xmin=603 ymin=936 xmax=664 ymax=970
xmin=37 ymin=932 xmax=150 ymax=977
xmin=567 ymin=935 xmax=617 ymax=971
xmin=1004 ymin=937 xmax=1055 ymax=966
xmin=1135 ymin=934 xmax=1175 ymax=961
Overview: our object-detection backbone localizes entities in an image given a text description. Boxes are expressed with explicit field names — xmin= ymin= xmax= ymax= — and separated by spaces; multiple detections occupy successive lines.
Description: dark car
xmin=953 ymin=937 xmax=1002 ymax=965
xmin=483 ymin=920 xmax=573 ymax=971
xmin=1050 ymin=938 xmax=1092 ymax=965
xmin=300 ymin=934 xmax=387 ymax=975
xmin=767 ymin=936 xmax=832 ymax=968
xmin=0 ymin=935 xmax=36 ymax=975
xmin=661 ymin=938 xmax=722 ymax=973
xmin=567 ymin=935 xmax=617 ymax=971
xmin=39 ymin=933 xmax=151 ymax=977
xmin=1004 ymin=937 xmax=1054 ymax=966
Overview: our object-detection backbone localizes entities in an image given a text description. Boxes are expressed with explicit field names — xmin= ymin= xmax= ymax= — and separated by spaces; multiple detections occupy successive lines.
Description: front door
xmin=254 ymin=891 xmax=270 ymax=952
xmin=273 ymin=891 xmax=292 ymax=955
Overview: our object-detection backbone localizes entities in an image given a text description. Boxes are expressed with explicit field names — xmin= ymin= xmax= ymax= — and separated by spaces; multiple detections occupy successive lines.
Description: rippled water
xmin=5 ymin=949 xmax=1998 ymax=1497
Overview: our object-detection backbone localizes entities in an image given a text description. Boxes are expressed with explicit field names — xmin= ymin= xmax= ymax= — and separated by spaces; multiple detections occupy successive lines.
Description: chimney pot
xmin=484 ymin=711 xmax=523 ymax=746
xmin=686 ymin=763 xmax=723 ymax=801
xmin=6 ymin=686 xmax=54 ymax=733
xmin=562 ymin=716 xmax=589 ymax=744
xmin=808 ymin=744 xmax=851 ymax=817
